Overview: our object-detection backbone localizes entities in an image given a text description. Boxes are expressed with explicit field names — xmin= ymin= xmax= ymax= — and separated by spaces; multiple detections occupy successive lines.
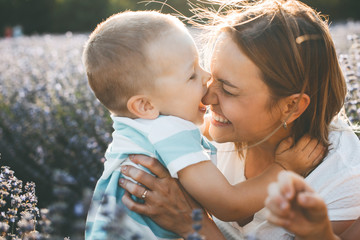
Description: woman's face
xmin=202 ymin=33 xmax=282 ymax=144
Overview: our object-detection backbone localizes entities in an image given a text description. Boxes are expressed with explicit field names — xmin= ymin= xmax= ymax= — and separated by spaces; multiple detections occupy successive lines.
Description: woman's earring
xmin=282 ymin=121 xmax=288 ymax=129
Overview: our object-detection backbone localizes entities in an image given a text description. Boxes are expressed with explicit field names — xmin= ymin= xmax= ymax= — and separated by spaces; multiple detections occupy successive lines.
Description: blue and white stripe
xmin=85 ymin=115 xmax=217 ymax=239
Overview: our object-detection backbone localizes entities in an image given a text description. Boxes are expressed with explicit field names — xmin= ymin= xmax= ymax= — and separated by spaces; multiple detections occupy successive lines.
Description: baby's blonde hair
xmin=82 ymin=11 xmax=186 ymax=115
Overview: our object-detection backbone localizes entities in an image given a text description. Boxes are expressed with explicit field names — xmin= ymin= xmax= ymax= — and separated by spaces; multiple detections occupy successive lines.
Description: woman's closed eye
xmin=214 ymin=78 xmax=238 ymax=96
xmin=221 ymin=87 xmax=236 ymax=96
xmin=219 ymin=81 xmax=237 ymax=96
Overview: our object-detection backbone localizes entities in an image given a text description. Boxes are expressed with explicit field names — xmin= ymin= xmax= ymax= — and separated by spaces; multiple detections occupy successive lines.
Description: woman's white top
xmin=213 ymin=119 xmax=360 ymax=240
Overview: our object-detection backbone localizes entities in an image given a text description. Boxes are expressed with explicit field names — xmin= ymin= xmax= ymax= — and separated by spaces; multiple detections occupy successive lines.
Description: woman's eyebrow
xmin=218 ymin=78 xmax=238 ymax=88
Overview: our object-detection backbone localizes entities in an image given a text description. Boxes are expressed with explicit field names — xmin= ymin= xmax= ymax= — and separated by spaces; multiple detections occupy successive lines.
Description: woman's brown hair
xmin=200 ymin=0 xmax=347 ymax=152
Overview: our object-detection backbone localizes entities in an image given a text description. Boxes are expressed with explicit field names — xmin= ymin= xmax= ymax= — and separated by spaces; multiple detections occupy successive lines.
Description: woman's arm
xmin=120 ymin=155 xmax=226 ymax=240
xmin=332 ymin=221 xmax=356 ymax=238
xmin=340 ymin=218 xmax=360 ymax=240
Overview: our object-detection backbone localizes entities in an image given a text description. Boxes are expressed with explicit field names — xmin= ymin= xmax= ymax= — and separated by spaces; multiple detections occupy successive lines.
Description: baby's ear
xmin=127 ymin=95 xmax=159 ymax=119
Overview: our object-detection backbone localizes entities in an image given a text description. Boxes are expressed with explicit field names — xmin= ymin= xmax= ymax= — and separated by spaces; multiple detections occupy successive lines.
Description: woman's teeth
xmin=212 ymin=112 xmax=230 ymax=123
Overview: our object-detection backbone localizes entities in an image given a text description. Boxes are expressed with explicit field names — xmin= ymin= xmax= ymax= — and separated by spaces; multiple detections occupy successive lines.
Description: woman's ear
xmin=127 ymin=95 xmax=159 ymax=120
xmin=281 ymin=93 xmax=310 ymax=123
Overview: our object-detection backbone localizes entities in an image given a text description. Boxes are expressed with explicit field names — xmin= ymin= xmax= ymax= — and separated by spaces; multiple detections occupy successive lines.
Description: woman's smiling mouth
xmin=211 ymin=111 xmax=231 ymax=124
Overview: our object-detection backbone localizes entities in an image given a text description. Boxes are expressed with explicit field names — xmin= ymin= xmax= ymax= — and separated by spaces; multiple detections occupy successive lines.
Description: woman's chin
xmin=209 ymin=125 xmax=233 ymax=143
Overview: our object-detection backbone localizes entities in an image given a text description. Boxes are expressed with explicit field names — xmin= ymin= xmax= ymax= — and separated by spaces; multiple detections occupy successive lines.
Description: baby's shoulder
xmin=150 ymin=115 xmax=199 ymax=131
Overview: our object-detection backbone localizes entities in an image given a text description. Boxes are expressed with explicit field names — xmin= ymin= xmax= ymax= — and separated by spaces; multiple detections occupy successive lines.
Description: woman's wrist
xmin=195 ymin=213 xmax=226 ymax=240
xmin=175 ymin=211 xmax=196 ymax=238
xmin=176 ymin=209 xmax=225 ymax=240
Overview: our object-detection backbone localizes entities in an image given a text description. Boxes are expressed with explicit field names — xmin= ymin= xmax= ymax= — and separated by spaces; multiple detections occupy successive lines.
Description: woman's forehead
xmin=210 ymin=33 xmax=264 ymax=88
xmin=210 ymin=33 xmax=230 ymax=68
xmin=210 ymin=33 xmax=243 ymax=73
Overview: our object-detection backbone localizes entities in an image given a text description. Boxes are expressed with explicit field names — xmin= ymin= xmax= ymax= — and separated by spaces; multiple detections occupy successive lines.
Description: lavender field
xmin=0 ymin=33 xmax=111 ymax=239
xmin=0 ymin=22 xmax=359 ymax=238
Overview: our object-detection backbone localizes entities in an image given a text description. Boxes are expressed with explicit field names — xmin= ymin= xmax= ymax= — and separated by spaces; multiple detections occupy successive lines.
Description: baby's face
xmin=147 ymin=28 xmax=210 ymax=125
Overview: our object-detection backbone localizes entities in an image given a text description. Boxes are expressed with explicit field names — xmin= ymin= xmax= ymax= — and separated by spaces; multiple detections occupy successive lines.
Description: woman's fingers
xmin=121 ymin=176 xmax=197 ymax=235
xmin=118 ymin=156 xmax=203 ymax=235
xmin=122 ymin=191 xmax=149 ymax=215
xmin=120 ymin=165 xmax=156 ymax=190
xmin=130 ymin=154 xmax=171 ymax=179
xmin=121 ymin=154 xmax=171 ymax=191
xmin=119 ymin=177 xmax=151 ymax=199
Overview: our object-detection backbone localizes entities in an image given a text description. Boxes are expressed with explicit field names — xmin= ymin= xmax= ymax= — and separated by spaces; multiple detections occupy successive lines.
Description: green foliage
xmin=52 ymin=0 xmax=109 ymax=33
xmin=301 ymin=0 xmax=360 ymax=21
xmin=3 ymin=0 xmax=358 ymax=35
xmin=0 ymin=0 xmax=55 ymax=34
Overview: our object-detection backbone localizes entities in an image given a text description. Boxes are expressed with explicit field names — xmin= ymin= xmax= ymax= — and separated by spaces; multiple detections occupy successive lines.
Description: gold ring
xmin=141 ymin=190 xmax=148 ymax=199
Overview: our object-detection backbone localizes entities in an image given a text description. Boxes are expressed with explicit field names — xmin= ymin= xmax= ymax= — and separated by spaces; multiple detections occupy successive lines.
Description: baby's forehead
xmin=146 ymin=32 xmax=197 ymax=70
xmin=145 ymin=27 xmax=197 ymax=58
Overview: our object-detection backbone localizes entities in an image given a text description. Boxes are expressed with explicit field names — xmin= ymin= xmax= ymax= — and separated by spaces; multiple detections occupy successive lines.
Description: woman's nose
xmin=202 ymin=78 xmax=218 ymax=105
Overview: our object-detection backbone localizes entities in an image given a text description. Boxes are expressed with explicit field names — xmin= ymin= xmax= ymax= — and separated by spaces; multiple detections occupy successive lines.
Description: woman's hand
xmin=119 ymin=155 xmax=223 ymax=238
xmin=119 ymin=155 xmax=226 ymax=239
xmin=275 ymin=135 xmax=325 ymax=176
xmin=119 ymin=155 xmax=196 ymax=236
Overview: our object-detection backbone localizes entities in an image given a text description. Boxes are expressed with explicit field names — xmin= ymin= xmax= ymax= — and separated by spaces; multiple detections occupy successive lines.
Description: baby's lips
xmin=198 ymin=102 xmax=207 ymax=112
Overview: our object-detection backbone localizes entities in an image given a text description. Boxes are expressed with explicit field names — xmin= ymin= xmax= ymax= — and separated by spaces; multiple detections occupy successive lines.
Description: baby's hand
xmin=275 ymin=135 xmax=325 ymax=176
xmin=265 ymin=171 xmax=335 ymax=240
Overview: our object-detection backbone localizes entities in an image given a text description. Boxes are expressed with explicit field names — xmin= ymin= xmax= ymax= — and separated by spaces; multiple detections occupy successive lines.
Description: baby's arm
xmin=265 ymin=171 xmax=339 ymax=240
xmin=178 ymin=136 xmax=324 ymax=222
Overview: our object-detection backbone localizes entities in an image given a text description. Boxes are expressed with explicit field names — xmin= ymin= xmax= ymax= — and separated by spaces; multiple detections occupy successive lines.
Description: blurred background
xmin=0 ymin=0 xmax=359 ymax=239
xmin=0 ymin=0 xmax=360 ymax=35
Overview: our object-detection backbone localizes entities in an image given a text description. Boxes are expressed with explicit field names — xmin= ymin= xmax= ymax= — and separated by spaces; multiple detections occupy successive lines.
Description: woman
xmin=119 ymin=0 xmax=360 ymax=239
